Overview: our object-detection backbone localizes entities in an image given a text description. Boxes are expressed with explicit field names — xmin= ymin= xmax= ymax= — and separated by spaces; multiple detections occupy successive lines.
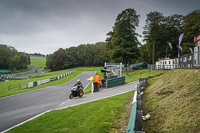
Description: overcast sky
xmin=0 ymin=0 xmax=199 ymax=55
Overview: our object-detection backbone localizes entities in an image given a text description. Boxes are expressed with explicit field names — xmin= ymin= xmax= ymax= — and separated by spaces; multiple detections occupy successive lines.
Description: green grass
xmin=76 ymin=67 xmax=103 ymax=78
xmin=142 ymin=69 xmax=200 ymax=133
xmin=30 ymin=56 xmax=46 ymax=67
xmin=0 ymin=67 xmax=168 ymax=98
xmin=0 ymin=68 xmax=80 ymax=98
xmin=8 ymin=91 xmax=134 ymax=133
xmin=123 ymin=69 xmax=168 ymax=83
xmin=0 ymin=67 xmax=101 ymax=98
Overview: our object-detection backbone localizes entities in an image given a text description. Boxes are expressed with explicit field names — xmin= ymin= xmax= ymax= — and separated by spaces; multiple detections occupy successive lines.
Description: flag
xmin=87 ymin=76 xmax=93 ymax=81
xmin=177 ymin=45 xmax=182 ymax=51
xmin=179 ymin=46 xmax=182 ymax=51
xmin=167 ymin=41 xmax=173 ymax=49
xmin=178 ymin=33 xmax=184 ymax=57
xmin=178 ymin=33 xmax=184 ymax=47
xmin=188 ymin=47 xmax=193 ymax=53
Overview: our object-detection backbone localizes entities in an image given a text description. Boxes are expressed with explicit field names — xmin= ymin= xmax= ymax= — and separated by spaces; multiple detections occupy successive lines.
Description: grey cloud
xmin=0 ymin=0 xmax=199 ymax=54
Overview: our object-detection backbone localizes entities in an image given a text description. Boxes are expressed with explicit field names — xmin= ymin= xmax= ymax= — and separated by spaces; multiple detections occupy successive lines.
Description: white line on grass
xmin=56 ymin=88 xmax=134 ymax=110
xmin=83 ymin=71 xmax=96 ymax=90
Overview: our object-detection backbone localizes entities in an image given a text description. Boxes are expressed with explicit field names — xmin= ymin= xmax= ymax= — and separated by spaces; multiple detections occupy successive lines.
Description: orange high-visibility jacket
xmin=94 ymin=75 xmax=101 ymax=83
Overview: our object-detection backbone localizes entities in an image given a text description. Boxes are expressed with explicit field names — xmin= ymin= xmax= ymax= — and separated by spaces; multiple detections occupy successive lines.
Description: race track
xmin=0 ymin=71 xmax=95 ymax=132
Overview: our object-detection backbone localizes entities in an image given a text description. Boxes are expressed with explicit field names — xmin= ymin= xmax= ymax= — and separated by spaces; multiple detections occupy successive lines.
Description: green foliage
xmin=0 ymin=44 xmax=30 ymax=70
xmin=143 ymin=11 xmax=183 ymax=63
xmin=46 ymin=42 xmax=108 ymax=71
xmin=8 ymin=91 xmax=133 ymax=133
xmin=142 ymin=10 xmax=200 ymax=63
xmin=106 ymin=8 xmax=140 ymax=66
xmin=183 ymin=10 xmax=200 ymax=54
xmin=123 ymin=69 xmax=167 ymax=83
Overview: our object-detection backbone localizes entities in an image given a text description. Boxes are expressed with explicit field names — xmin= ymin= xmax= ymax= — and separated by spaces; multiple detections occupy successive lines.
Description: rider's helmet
xmin=77 ymin=79 xmax=80 ymax=82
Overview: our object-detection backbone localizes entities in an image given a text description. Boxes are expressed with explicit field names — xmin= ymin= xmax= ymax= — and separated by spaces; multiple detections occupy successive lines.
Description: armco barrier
xmin=33 ymin=81 xmax=37 ymax=87
xmin=28 ymin=82 xmax=34 ymax=88
xmin=37 ymin=80 xmax=42 ymax=85
xmin=106 ymin=76 xmax=125 ymax=88
xmin=27 ymin=70 xmax=76 ymax=88
xmin=126 ymin=80 xmax=146 ymax=133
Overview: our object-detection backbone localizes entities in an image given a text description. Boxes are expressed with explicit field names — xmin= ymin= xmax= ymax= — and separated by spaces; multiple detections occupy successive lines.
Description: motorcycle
xmin=69 ymin=85 xmax=84 ymax=99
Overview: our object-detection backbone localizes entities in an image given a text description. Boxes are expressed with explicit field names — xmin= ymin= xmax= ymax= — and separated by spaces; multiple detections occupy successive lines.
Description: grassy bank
xmin=122 ymin=69 xmax=167 ymax=83
xmin=30 ymin=56 xmax=46 ymax=67
xmin=8 ymin=91 xmax=134 ymax=133
xmin=142 ymin=69 xmax=200 ymax=133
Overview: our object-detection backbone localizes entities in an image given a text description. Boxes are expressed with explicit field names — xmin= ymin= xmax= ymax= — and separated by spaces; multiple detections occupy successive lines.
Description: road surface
xmin=54 ymin=81 xmax=139 ymax=110
xmin=0 ymin=71 xmax=95 ymax=132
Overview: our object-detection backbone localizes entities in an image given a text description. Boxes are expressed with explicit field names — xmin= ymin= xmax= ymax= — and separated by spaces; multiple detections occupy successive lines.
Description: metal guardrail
xmin=27 ymin=70 xmax=76 ymax=88
xmin=7 ymin=70 xmax=76 ymax=90
xmin=126 ymin=80 xmax=146 ymax=133
xmin=2 ymin=70 xmax=36 ymax=79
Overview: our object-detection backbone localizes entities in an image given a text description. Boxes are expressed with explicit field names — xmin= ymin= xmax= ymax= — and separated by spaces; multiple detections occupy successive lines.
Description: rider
xmin=74 ymin=79 xmax=83 ymax=89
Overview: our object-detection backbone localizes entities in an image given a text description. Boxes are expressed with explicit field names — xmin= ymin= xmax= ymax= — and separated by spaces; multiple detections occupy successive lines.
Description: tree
xmin=182 ymin=10 xmax=200 ymax=55
xmin=143 ymin=11 xmax=166 ymax=63
xmin=46 ymin=54 xmax=54 ymax=70
xmin=0 ymin=44 xmax=30 ymax=70
xmin=19 ymin=52 xmax=30 ymax=69
xmin=46 ymin=48 xmax=66 ymax=71
xmin=165 ymin=14 xmax=184 ymax=58
xmin=0 ymin=45 xmax=11 ymax=69
xmin=65 ymin=47 xmax=78 ymax=68
xmin=93 ymin=42 xmax=108 ymax=66
xmin=105 ymin=31 xmax=114 ymax=62
xmin=108 ymin=8 xmax=140 ymax=69
xmin=9 ymin=55 xmax=20 ymax=70
xmin=53 ymin=48 xmax=66 ymax=70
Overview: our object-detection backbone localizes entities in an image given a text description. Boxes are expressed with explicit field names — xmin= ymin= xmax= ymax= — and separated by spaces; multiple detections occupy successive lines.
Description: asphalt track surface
xmin=55 ymin=81 xmax=139 ymax=110
xmin=0 ymin=71 xmax=95 ymax=132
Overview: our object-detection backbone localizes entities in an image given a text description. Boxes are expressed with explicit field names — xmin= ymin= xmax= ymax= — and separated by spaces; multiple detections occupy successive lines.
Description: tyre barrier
xmin=27 ymin=70 xmax=76 ymax=88
xmin=126 ymin=80 xmax=146 ymax=133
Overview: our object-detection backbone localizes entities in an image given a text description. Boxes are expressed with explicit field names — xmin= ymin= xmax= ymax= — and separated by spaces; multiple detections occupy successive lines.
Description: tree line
xmin=0 ymin=44 xmax=30 ymax=70
xmin=29 ymin=53 xmax=45 ymax=57
xmin=46 ymin=9 xmax=200 ymax=71
xmin=141 ymin=10 xmax=200 ymax=63
xmin=46 ymin=42 xmax=109 ymax=71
